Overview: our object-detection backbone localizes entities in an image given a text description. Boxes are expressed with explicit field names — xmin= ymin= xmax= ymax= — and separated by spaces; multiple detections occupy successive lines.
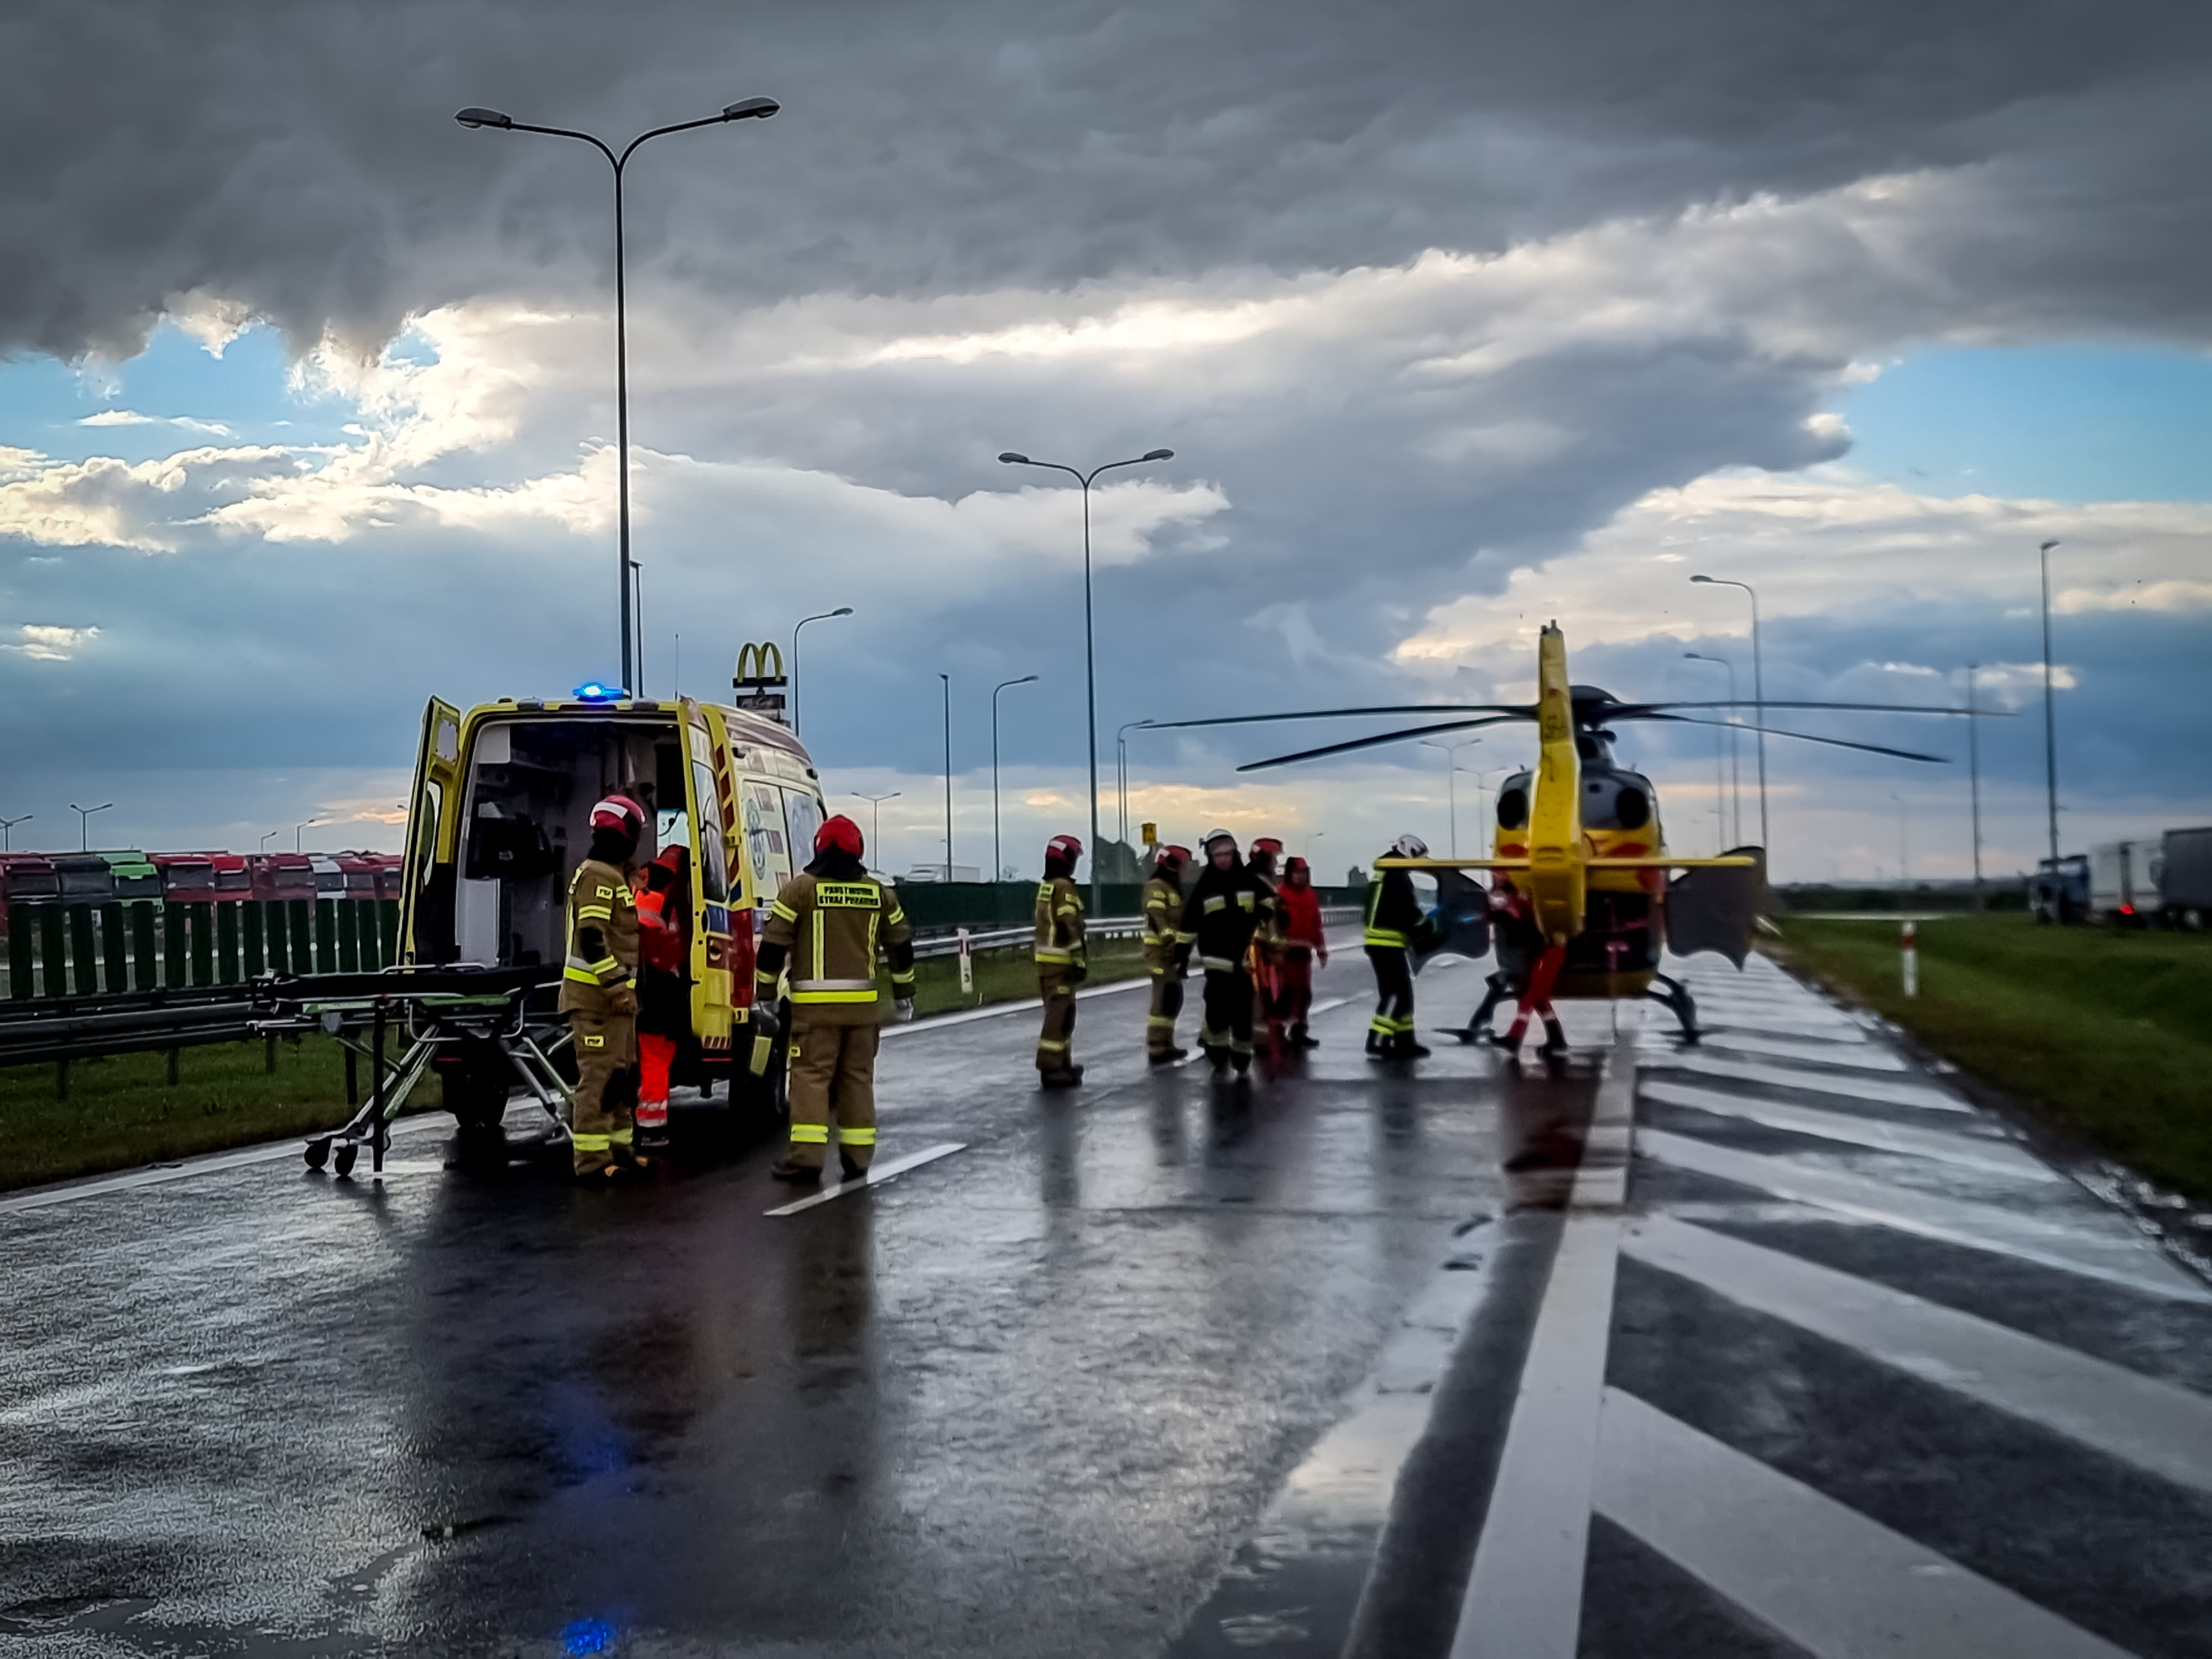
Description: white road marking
xmin=1595 ymin=1388 xmax=2135 ymax=1659
xmin=764 ymin=1140 xmax=966 ymax=1216
xmin=1447 ymin=1031 xmax=1636 ymax=1659
xmin=1627 ymin=1216 xmax=2212 ymax=1496
xmin=1638 ymin=1128 xmax=2212 ymax=1303
xmin=1306 ymin=996 xmax=1352 ymax=1017
xmin=0 ymin=1112 xmax=455 ymax=1215
xmin=1641 ymin=1050 xmax=1968 ymax=1112
xmin=1639 ymin=1081 xmax=2052 ymax=1180
xmin=1648 ymin=1029 xmax=1911 ymax=1071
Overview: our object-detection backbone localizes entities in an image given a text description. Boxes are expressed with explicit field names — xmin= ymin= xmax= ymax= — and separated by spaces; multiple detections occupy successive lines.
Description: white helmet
xmin=1390 ymin=833 xmax=1429 ymax=859
xmin=1202 ymin=827 xmax=1238 ymax=852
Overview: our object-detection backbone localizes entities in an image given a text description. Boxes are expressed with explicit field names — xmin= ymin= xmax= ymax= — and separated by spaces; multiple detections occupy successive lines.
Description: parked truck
xmin=2087 ymin=840 xmax=2163 ymax=926
xmin=2030 ymin=854 xmax=2090 ymax=925
xmin=2159 ymin=826 xmax=2212 ymax=928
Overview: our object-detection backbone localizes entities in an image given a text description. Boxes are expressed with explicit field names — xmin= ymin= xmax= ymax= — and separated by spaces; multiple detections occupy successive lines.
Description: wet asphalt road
xmin=8 ymin=943 xmax=2212 ymax=1658
xmin=0 ymin=945 xmax=1587 ymax=1657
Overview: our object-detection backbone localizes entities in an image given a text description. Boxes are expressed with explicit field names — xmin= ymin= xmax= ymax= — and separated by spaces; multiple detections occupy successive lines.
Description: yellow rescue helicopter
xmin=1146 ymin=622 xmax=1978 ymax=1044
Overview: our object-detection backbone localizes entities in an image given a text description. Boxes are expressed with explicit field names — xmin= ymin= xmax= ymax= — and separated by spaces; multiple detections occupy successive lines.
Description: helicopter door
xmin=399 ymin=698 xmax=462 ymax=963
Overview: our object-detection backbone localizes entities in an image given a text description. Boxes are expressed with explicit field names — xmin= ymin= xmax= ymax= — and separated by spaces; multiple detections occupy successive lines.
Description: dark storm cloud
xmin=4 ymin=0 xmax=2211 ymax=361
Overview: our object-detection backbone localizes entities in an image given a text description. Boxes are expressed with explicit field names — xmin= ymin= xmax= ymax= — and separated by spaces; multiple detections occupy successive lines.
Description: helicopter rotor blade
xmin=1640 ymin=713 xmax=1952 ymax=764
xmin=1608 ymin=700 xmax=2008 ymax=719
xmin=1233 ymin=714 xmax=1531 ymax=771
xmin=1141 ymin=703 xmax=1533 ymax=733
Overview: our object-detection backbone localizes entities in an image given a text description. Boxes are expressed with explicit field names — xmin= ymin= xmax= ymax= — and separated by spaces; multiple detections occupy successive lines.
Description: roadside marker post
xmin=958 ymin=927 xmax=973 ymax=999
xmin=1901 ymin=920 xmax=1918 ymax=998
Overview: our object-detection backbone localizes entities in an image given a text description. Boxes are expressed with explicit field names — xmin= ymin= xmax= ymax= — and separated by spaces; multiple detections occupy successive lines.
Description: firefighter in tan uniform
xmin=1034 ymin=834 xmax=1087 ymax=1087
xmin=559 ymin=794 xmax=648 ymax=1183
xmin=1142 ymin=843 xmax=1191 ymax=1063
xmin=757 ymin=815 xmax=916 ymax=1183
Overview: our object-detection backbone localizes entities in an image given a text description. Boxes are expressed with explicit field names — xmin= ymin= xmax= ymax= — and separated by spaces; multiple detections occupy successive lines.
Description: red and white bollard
xmin=1900 ymin=919 xmax=1918 ymax=998
xmin=957 ymin=927 xmax=974 ymax=999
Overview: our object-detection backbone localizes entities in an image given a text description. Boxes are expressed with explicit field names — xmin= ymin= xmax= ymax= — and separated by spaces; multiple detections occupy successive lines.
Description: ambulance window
xmin=743 ymin=782 xmax=787 ymax=893
xmin=692 ymin=759 xmax=729 ymax=903
xmin=410 ymin=781 xmax=444 ymax=886
xmin=781 ymin=790 xmax=824 ymax=869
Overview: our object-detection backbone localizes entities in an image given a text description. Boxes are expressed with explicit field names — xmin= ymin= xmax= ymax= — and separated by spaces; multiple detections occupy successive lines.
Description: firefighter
xmin=1365 ymin=834 xmax=1438 ymax=1061
xmin=1276 ymin=854 xmax=1328 ymax=1047
xmin=1185 ymin=829 xmax=1274 ymax=1079
xmin=1245 ymin=836 xmax=1286 ymax=1050
xmin=1034 ymin=834 xmax=1087 ymax=1087
xmin=757 ymin=815 xmax=916 ymax=1183
xmin=560 ymin=794 xmax=648 ymax=1183
xmin=633 ymin=843 xmax=689 ymax=1150
xmin=1142 ymin=843 xmax=1192 ymax=1062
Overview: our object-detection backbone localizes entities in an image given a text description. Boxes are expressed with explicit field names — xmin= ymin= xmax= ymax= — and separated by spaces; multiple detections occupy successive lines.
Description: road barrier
xmin=3 ymin=899 xmax=401 ymax=1001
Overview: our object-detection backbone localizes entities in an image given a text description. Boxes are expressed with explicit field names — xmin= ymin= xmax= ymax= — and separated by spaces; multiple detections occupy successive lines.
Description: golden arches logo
xmin=733 ymin=641 xmax=787 ymax=685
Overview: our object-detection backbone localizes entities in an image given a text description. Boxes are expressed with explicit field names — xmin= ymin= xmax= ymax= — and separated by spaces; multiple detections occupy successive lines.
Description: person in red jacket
xmin=633 ymin=844 xmax=690 ymax=1147
xmin=1275 ymin=855 xmax=1328 ymax=1047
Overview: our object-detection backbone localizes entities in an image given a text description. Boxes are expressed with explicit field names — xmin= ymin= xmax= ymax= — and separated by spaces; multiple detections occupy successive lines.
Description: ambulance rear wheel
xmin=333 ymin=1142 xmax=358 ymax=1177
xmin=305 ymin=1139 xmax=330 ymax=1171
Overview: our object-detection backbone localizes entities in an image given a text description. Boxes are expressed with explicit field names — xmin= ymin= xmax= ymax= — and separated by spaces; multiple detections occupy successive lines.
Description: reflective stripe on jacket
xmin=758 ymin=873 xmax=914 ymax=1006
xmin=557 ymin=857 xmax=639 ymax=1014
xmin=1034 ymin=877 xmax=1086 ymax=965
xmin=1363 ymin=867 xmax=1424 ymax=950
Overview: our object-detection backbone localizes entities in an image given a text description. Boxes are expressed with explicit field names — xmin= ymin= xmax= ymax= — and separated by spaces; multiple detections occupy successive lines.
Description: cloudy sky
xmin=2 ymin=0 xmax=2207 ymax=882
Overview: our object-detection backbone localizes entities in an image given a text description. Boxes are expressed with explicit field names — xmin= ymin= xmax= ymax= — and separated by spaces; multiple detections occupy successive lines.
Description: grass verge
xmin=1768 ymin=914 xmax=2212 ymax=1200
xmin=0 ymin=940 xmax=1155 ymax=1193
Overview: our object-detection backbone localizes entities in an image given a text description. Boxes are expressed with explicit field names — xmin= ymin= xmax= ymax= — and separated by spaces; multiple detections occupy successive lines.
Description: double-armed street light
xmin=69 ymin=802 xmax=113 ymax=851
xmin=2038 ymin=539 xmax=2063 ymax=867
xmin=998 ymin=447 xmax=1175 ymax=904
xmin=1682 ymin=650 xmax=1743 ymax=847
xmin=791 ymin=607 xmax=854 ymax=739
xmin=1418 ymin=737 xmax=1481 ymax=857
xmin=456 ymin=96 xmax=780 ymax=694
xmin=853 ymin=791 xmax=901 ymax=870
xmin=0 ymin=813 xmax=31 ymax=852
xmin=1689 ymin=575 xmax=1767 ymax=849
xmin=994 ymin=675 xmax=1041 ymax=888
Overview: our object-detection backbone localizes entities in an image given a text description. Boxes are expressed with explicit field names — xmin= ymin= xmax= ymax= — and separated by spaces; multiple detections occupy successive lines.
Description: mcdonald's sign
xmin=732 ymin=641 xmax=788 ymax=690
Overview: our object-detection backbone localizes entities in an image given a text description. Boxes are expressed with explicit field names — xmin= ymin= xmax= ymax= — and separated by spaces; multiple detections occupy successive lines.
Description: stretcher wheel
xmin=333 ymin=1142 xmax=358 ymax=1178
xmin=304 ymin=1139 xmax=331 ymax=1171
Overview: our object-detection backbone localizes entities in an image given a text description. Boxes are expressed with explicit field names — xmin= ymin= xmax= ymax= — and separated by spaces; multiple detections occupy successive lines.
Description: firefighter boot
xmin=838 ymin=1151 xmax=869 ymax=1183
xmin=1290 ymin=1024 xmax=1319 ymax=1049
xmin=1040 ymin=1065 xmax=1086 ymax=1090
xmin=770 ymin=1156 xmax=823 ymax=1183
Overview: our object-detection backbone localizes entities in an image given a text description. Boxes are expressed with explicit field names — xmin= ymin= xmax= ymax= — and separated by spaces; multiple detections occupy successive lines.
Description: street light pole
xmin=1418 ymin=737 xmax=1480 ymax=856
xmin=1683 ymin=650 xmax=1741 ymax=846
xmin=790 ymin=606 xmax=854 ymax=739
xmin=2039 ymin=539 xmax=2063 ymax=868
xmin=0 ymin=814 xmax=30 ymax=852
xmin=295 ymin=819 xmax=321 ymax=854
xmin=68 ymin=802 xmax=113 ymax=852
xmin=259 ymin=830 xmax=279 ymax=853
xmin=455 ymin=97 xmax=780 ymax=692
xmin=994 ymin=674 xmax=1040 ymax=888
xmin=998 ymin=447 xmax=1175 ymax=908
xmin=938 ymin=673 xmax=954 ymax=884
xmin=1691 ymin=576 xmax=1766 ymax=849
xmin=1115 ymin=719 xmax=1151 ymax=845
xmin=853 ymin=791 xmax=900 ymax=871
xmin=1305 ymin=831 xmax=1326 ymax=863
xmin=1965 ymin=662 xmax=1984 ymax=911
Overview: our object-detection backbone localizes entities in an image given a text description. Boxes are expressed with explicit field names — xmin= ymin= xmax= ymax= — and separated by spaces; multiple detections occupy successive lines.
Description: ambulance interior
xmin=452 ymin=718 xmax=682 ymax=968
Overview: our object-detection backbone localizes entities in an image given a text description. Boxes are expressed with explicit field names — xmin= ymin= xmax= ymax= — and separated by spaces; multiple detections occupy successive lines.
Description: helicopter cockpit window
xmin=1582 ymin=773 xmax=1655 ymax=832
xmin=1495 ymin=775 xmax=1532 ymax=831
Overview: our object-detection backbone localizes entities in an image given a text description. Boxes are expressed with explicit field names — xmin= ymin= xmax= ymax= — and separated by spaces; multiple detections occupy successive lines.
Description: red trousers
xmin=638 ymin=1032 xmax=676 ymax=1133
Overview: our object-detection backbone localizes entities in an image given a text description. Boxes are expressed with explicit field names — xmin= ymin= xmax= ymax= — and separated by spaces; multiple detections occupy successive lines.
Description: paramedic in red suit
xmin=1275 ymin=856 xmax=1328 ymax=1047
xmin=633 ymin=844 xmax=690 ymax=1147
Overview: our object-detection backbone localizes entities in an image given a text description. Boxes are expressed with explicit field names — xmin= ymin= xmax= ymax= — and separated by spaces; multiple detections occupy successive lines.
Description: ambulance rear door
xmin=678 ymin=699 xmax=735 ymax=1047
xmin=399 ymin=697 xmax=462 ymax=963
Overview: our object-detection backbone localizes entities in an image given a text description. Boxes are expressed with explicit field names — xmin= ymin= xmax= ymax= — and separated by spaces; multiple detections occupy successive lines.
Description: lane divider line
xmin=1446 ymin=1028 xmax=1636 ymax=1659
xmin=1639 ymin=1081 xmax=2054 ymax=1180
xmin=1625 ymin=1214 xmax=2212 ymax=1496
xmin=1595 ymin=1387 xmax=2135 ymax=1659
xmin=764 ymin=1140 xmax=966 ymax=1217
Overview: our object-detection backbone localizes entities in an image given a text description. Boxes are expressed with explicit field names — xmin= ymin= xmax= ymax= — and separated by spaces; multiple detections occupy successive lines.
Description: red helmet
xmin=589 ymin=795 xmax=646 ymax=838
xmin=1156 ymin=843 xmax=1192 ymax=869
xmin=815 ymin=815 xmax=865 ymax=858
xmin=1045 ymin=834 xmax=1083 ymax=866
xmin=1285 ymin=855 xmax=1310 ymax=881
xmin=1252 ymin=837 xmax=1284 ymax=857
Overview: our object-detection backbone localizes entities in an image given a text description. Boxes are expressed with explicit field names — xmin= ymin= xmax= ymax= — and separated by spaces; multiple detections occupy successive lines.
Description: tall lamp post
xmin=790 ymin=606 xmax=854 ymax=739
xmin=295 ymin=818 xmax=321 ymax=854
xmin=998 ymin=447 xmax=1175 ymax=905
xmin=1305 ymin=831 xmax=1326 ymax=863
xmin=1682 ymin=650 xmax=1741 ymax=846
xmin=259 ymin=830 xmax=279 ymax=853
xmin=1115 ymin=718 xmax=1152 ymax=845
xmin=1965 ymin=663 xmax=1985 ymax=910
xmin=0 ymin=814 xmax=30 ymax=852
xmin=69 ymin=802 xmax=113 ymax=851
xmin=853 ymin=791 xmax=900 ymax=870
xmin=456 ymin=96 xmax=780 ymax=692
xmin=2038 ymin=539 xmax=2062 ymax=868
xmin=938 ymin=673 xmax=954 ymax=883
xmin=1418 ymin=737 xmax=1480 ymax=855
xmin=994 ymin=675 xmax=1041 ymax=887
xmin=1690 ymin=575 xmax=1766 ymax=849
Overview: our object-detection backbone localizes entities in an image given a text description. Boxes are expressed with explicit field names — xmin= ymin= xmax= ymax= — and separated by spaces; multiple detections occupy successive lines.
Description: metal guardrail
xmin=911 ymin=906 xmax=1361 ymax=959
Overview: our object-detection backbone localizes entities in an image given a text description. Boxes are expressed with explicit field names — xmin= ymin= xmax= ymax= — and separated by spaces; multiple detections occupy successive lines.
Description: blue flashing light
xmin=571 ymin=682 xmax=627 ymax=705
xmin=562 ymin=1617 xmax=617 ymax=1655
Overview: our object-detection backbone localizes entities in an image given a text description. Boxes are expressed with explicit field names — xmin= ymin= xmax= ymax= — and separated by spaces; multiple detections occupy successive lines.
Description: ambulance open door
xmin=677 ymin=699 xmax=736 ymax=1047
xmin=398 ymin=698 xmax=462 ymax=963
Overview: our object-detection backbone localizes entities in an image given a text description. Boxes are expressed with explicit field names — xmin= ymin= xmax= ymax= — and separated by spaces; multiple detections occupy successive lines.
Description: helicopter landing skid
xmin=1643 ymin=973 xmax=1700 ymax=1044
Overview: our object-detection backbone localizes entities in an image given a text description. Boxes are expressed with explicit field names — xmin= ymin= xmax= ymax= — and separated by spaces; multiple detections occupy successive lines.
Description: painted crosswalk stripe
xmin=1647 ymin=1030 xmax=1910 ymax=1071
xmin=1640 ymin=1050 xmax=1968 ymax=1112
xmin=1636 ymin=1128 xmax=2212 ymax=1303
xmin=1639 ymin=1081 xmax=2052 ymax=1179
xmin=764 ymin=1141 xmax=966 ymax=1216
xmin=1595 ymin=1388 xmax=2136 ymax=1659
xmin=1625 ymin=1215 xmax=2212 ymax=1496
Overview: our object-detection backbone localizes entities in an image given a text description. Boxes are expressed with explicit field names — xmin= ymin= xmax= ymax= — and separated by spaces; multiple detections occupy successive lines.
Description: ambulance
xmin=395 ymin=650 xmax=826 ymax=1133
